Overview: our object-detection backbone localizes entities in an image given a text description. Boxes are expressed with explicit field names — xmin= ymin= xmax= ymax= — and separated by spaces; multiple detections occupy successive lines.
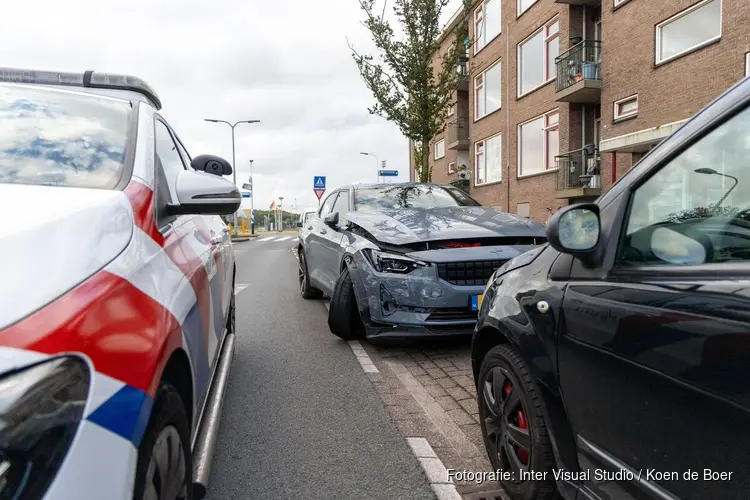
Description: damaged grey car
xmin=297 ymin=183 xmax=547 ymax=341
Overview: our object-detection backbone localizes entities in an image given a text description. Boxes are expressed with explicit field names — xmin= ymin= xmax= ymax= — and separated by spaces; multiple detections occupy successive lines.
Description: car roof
xmin=342 ymin=182 xmax=450 ymax=190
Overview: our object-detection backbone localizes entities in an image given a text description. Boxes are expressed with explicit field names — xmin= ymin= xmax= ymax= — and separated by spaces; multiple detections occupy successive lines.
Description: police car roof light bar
xmin=0 ymin=67 xmax=163 ymax=110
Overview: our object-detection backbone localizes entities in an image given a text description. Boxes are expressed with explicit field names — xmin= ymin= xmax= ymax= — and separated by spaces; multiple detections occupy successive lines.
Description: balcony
xmin=554 ymin=148 xmax=602 ymax=199
xmin=456 ymin=57 xmax=469 ymax=91
xmin=555 ymin=41 xmax=602 ymax=103
xmin=554 ymin=0 xmax=600 ymax=5
xmin=446 ymin=118 xmax=469 ymax=150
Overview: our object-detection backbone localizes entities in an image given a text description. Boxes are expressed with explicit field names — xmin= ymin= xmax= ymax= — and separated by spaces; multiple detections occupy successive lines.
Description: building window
xmin=475 ymin=133 xmax=502 ymax=185
xmin=613 ymin=0 xmax=629 ymax=6
xmin=518 ymin=17 xmax=559 ymax=96
xmin=656 ymin=0 xmax=721 ymax=65
xmin=614 ymin=94 xmax=638 ymax=120
xmin=518 ymin=109 xmax=559 ymax=177
xmin=517 ymin=202 xmax=530 ymax=218
xmin=745 ymin=52 xmax=750 ymax=77
xmin=434 ymin=139 xmax=445 ymax=160
xmin=474 ymin=59 xmax=502 ymax=120
xmin=448 ymin=161 xmax=456 ymax=174
xmin=474 ymin=0 xmax=501 ymax=54
xmin=517 ymin=0 xmax=538 ymax=16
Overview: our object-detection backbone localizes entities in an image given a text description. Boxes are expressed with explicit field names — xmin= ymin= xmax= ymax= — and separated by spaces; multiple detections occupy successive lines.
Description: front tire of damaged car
xmin=328 ymin=266 xmax=365 ymax=341
xmin=299 ymin=247 xmax=323 ymax=300
xmin=478 ymin=344 xmax=556 ymax=500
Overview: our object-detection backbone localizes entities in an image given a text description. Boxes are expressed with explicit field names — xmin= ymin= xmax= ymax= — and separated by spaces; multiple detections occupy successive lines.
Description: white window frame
xmin=655 ymin=0 xmax=722 ymax=65
xmin=447 ymin=103 xmax=455 ymax=116
xmin=745 ymin=52 xmax=750 ymax=77
xmin=614 ymin=94 xmax=639 ymax=120
xmin=613 ymin=0 xmax=629 ymax=6
xmin=517 ymin=108 xmax=560 ymax=177
xmin=544 ymin=112 xmax=559 ymax=171
xmin=474 ymin=59 xmax=502 ymax=121
xmin=434 ymin=139 xmax=445 ymax=160
xmin=517 ymin=16 xmax=560 ymax=97
xmin=474 ymin=0 xmax=501 ymax=55
xmin=517 ymin=0 xmax=539 ymax=17
xmin=448 ymin=161 xmax=456 ymax=174
xmin=475 ymin=132 xmax=503 ymax=186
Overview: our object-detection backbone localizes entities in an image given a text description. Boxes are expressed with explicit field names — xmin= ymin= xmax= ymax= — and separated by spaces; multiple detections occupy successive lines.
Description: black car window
xmin=331 ymin=190 xmax=350 ymax=215
xmin=617 ymin=105 xmax=750 ymax=267
xmin=354 ymin=185 xmax=480 ymax=212
xmin=0 ymin=85 xmax=132 ymax=189
xmin=319 ymin=192 xmax=338 ymax=216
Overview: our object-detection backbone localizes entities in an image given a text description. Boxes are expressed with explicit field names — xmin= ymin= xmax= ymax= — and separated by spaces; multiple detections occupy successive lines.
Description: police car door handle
xmin=319 ymin=229 xmax=327 ymax=235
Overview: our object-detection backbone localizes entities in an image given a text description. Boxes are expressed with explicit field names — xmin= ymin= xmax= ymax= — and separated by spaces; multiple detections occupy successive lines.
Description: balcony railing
xmin=555 ymin=148 xmax=600 ymax=191
xmin=455 ymin=59 xmax=469 ymax=91
xmin=555 ymin=40 xmax=602 ymax=93
xmin=446 ymin=118 xmax=469 ymax=149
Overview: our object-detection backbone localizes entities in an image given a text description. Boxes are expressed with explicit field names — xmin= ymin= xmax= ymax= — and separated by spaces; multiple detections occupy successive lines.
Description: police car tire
xmin=133 ymin=382 xmax=193 ymax=500
xmin=328 ymin=267 xmax=364 ymax=341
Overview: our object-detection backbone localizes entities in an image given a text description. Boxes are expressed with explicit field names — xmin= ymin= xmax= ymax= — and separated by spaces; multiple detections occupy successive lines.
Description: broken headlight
xmin=363 ymin=249 xmax=428 ymax=274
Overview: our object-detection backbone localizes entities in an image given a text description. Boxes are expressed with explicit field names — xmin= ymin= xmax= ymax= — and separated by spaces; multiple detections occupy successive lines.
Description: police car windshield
xmin=0 ymin=85 xmax=131 ymax=189
xmin=355 ymin=185 xmax=480 ymax=211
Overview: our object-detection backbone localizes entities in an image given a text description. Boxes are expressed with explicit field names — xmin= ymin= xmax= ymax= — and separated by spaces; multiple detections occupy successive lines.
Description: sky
xmin=1 ymin=0 xmax=460 ymax=213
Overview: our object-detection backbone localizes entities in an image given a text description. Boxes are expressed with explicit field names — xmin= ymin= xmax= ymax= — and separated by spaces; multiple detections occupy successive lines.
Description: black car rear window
xmin=0 ymin=84 xmax=132 ymax=189
xmin=355 ymin=185 xmax=480 ymax=211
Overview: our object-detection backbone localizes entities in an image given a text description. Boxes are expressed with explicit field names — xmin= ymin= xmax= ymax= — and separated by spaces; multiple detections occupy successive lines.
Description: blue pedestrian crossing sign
xmin=314 ymin=176 xmax=326 ymax=189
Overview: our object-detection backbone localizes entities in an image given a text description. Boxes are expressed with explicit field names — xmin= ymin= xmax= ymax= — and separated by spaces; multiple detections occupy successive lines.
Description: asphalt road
xmin=205 ymin=236 xmax=436 ymax=500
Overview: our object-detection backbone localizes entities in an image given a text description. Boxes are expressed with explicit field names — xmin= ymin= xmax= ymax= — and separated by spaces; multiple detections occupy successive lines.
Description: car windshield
xmin=0 ymin=85 xmax=132 ymax=189
xmin=354 ymin=185 xmax=480 ymax=211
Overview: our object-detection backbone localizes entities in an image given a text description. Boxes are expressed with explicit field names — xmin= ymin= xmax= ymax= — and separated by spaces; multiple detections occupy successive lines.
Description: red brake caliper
xmin=504 ymin=382 xmax=529 ymax=465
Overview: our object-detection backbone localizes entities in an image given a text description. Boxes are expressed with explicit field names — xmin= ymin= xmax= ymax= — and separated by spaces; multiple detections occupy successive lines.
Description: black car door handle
xmin=307 ymin=226 xmax=313 ymax=230
xmin=319 ymin=229 xmax=327 ymax=235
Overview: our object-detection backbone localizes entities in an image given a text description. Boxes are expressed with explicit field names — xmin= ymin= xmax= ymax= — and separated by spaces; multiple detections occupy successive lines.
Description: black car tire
xmin=299 ymin=248 xmax=323 ymax=300
xmin=478 ymin=344 xmax=556 ymax=500
xmin=133 ymin=382 xmax=193 ymax=500
xmin=328 ymin=266 xmax=364 ymax=340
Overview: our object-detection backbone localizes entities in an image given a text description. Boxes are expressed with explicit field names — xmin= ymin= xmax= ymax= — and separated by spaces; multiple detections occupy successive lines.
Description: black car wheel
xmin=478 ymin=344 xmax=556 ymax=500
xmin=298 ymin=248 xmax=323 ymax=299
xmin=133 ymin=383 xmax=193 ymax=500
xmin=328 ymin=267 xmax=364 ymax=340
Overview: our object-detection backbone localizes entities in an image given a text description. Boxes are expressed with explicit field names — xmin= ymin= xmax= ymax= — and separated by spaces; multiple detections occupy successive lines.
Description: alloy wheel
xmin=144 ymin=425 xmax=188 ymax=500
xmin=298 ymin=252 xmax=306 ymax=292
xmin=482 ymin=366 xmax=532 ymax=477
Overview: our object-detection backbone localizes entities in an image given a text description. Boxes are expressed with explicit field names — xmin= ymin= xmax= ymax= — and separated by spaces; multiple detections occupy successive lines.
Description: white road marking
xmin=259 ymin=236 xmax=275 ymax=241
xmin=406 ymin=438 xmax=462 ymax=500
xmin=235 ymin=284 xmax=249 ymax=294
xmin=274 ymin=236 xmax=292 ymax=242
xmin=348 ymin=340 xmax=379 ymax=373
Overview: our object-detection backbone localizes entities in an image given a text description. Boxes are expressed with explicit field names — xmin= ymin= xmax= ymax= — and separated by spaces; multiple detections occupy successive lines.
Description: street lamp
xmin=204 ymin=118 xmax=260 ymax=234
xmin=695 ymin=168 xmax=739 ymax=207
xmin=361 ymin=152 xmax=379 ymax=183
xmin=278 ymin=196 xmax=284 ymax=232
xmin=249 ymin=160 xmax=255 ymax=235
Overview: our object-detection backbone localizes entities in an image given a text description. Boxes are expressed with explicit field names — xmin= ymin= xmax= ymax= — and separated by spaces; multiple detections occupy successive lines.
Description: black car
xmin=472 ymin=76 xmax=750 ymax=500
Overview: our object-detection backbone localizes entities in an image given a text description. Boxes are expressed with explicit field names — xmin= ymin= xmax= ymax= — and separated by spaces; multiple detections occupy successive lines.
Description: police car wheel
xmin=133 ymin=383 xmax=193 ymax=500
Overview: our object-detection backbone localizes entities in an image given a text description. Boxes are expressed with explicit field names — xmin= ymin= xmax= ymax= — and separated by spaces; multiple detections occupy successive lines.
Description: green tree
xmin=349 ymin=0 xmax=472 ymax=182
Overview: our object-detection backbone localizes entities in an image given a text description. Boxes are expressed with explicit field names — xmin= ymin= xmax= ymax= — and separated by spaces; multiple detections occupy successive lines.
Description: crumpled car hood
xmin=0 ymin=184 xmax=134 ymax=331
xmin=345 ymin=206 xmax=545 ymax=245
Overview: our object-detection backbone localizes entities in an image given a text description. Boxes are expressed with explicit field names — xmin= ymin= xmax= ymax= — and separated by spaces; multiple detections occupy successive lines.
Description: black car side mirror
xmin=296 ymin=221 xmax=303 ymax=228
xmin=191 ymin=154 xmax=233 ymax=176
xmin=324 ymin=212 xmax=339 ymax=227
xmin=546 ymin=203 xmax=601 ymax=266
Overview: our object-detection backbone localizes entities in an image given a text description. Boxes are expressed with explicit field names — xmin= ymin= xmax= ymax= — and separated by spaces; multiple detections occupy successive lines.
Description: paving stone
xmin=426 ymin=367 xmax=449 ymax=379
xmin=415 ymin=374 xmax=432 ymax=385
xmin=433 ymin=358 xmax=454 ymax=368
xmin=395 ymin=419 xmax=423 ymax=437
xmin=443 ymin=364 xmax=460 ymax=374
xmin=372 ymin=382 xmax=395 ymax=395
xmin=434 ymin=395 xmax=461 ymax=412
xmin=366 ymin=372 xmax=384 ymax=383
xmin=446 ymin=385 xmax=472 ymax=401
xmin=417 ymin=359 xmax=438 ymax=370
xmin=454 ymin=375 xmax=475 ymax=390
xmin=437 ymin=376 xmax=459 ymax=390
xmin=408 ymin=365 xmax=428 ymax=376
xmin=447 ymin=408 xmax=475 ymax=426
xmin=424 ymin=383 xmax=448 ymax=398
xmin=458 ymin=398 xmax=479 ymax=415
xmin=411 ymin=352 xmax=428 ymax=361
xmin=459 ymin=423 xmax=485 ymax=450
xmin=404 ymin=399 xmax=425 ymax=414
xmin=385 ymin=404 xmax=411 ymax=420
xmin=378 ymin=393 xmax=402 ymax=406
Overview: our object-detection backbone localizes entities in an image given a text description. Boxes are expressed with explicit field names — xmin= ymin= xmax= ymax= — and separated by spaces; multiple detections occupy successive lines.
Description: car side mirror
xmin=191 ymin=154 xmax=233 ymax=176
xmin=546 ymin=203 xmax=601 ymax=265
xmin=324 ymin=212 xmax=339 ymax=227
xmin=167 ymin=170 xmax=241 ymax=216
xmin=296 ymin=221 xmax=303 ymax=228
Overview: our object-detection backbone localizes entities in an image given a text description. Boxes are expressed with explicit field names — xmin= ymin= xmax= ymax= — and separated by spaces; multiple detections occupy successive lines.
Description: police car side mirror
xmin=191 ymin=154 xmax=233 ymax=176
xmin=167 ymin=170 xmax=241 ymax=216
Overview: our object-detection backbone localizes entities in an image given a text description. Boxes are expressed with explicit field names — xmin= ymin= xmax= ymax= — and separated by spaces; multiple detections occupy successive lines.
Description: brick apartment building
xmin=409 ymin=0 xmax=750 ymax=223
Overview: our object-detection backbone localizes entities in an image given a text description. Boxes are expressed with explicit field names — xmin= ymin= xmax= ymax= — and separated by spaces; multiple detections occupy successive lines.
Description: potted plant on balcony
xmin=580 ymin=143 xmax=600 ymax=188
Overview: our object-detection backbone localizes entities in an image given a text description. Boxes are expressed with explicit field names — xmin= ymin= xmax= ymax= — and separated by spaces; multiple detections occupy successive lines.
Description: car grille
xmin=436 ymin=260 xmax=505 ymax=286
xmin=426 ymin=308 xmax=478 ymax=322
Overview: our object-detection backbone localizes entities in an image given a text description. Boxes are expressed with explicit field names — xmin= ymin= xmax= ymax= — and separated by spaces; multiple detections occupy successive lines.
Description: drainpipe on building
xmin=612 ymin=152 xmax=617 ymax=184
xmin=505 ymin=27 xmax=511 ymax=213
